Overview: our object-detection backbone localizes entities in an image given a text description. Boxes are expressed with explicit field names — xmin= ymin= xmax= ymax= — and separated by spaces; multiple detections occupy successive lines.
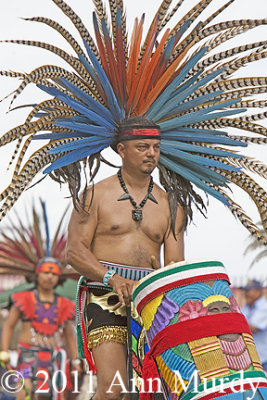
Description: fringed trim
xmin=87 ymin=326 xmax=128 ymax=349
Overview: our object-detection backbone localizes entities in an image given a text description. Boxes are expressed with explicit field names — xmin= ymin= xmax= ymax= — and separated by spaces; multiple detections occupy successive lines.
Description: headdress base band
xmin=118 ymin=128 xmax=161 ymax=141
xmin=36 ymin=262 xmax=62 ymax=275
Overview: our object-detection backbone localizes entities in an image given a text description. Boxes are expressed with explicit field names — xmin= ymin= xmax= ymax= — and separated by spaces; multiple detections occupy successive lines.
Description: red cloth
xmin=140 ymin=313 xmax=251 ymax=400
xmin=11 ymin=290 xmax=75 ymax=336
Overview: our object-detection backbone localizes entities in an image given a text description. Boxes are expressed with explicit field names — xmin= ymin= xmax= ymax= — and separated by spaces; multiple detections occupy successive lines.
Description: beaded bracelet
xmin=103 ymin=270 xmax=116 ymax=286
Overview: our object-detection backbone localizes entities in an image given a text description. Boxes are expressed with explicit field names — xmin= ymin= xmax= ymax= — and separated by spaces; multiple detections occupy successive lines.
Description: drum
xmin=132 ymin=259 xmax=267 ymax=400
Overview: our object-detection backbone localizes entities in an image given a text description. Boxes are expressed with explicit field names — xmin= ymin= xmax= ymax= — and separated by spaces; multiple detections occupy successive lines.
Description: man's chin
xmin=143 ymin=166 xmax=155 ymax=174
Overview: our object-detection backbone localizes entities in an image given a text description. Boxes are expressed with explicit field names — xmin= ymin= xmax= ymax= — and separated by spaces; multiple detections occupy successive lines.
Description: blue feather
xmin=160 ymin=105 xmax=245 ymax=131
xmin=174 ymin=20 xmax=191 ymax=43
xmin=160 ymin=145 xmax=239 ymax=173
xmin=38 ymin=84 xmax=113 ymax=127
xmin=83 ymin=40 xmax=124 ymax=121
xmin=160 ymin=139 xmax=244 ymax=159
xmin=155 ymin=90 xmax=223 ymax=121
xmin=44 ymin=142 xmax=110 ymax=173
xmin=171 ymin=127 xmax=229 ymax=136
xmin=49 ymin=138 xmax=112 ymax=153
xmin=162 ymin=36 xmax=175 ymax=63
xmin=146 ymin=47 xmax=208 ymax=119
xmin=78 ymin=53 xmax=99 ymax=83
xmin=160 ymin=131 xmax=247 ymax=147
xmin=169 ymin=71 xmax=204 ymax=99
xmin=40 ymin=200 xmax=50 ymax=256
xmin=54 ymin=120 xmax=114 ymax=137
xmin=59 ymin=77 xmax=115 ymax=123
xmin=69 ymin=115 xmax=96 ymax=124
xmin=159 ymin=155 xmax=229 ymax=205
xmin=164 ymin=153 xmax=229 ymax=186
xmin=153 ymin=68 xmax=227 ymax=123
xmin=33 ymin=131 xmax=103 ymax=141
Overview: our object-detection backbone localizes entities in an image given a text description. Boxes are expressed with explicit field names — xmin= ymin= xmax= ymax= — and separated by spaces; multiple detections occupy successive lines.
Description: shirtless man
xmin=67 ymin=117 xmax=185 ymax=400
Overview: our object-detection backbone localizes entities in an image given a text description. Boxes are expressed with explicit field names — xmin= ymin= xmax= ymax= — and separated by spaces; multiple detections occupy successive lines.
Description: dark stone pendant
xmin=132 ymin=209 xmax=143 ymax=222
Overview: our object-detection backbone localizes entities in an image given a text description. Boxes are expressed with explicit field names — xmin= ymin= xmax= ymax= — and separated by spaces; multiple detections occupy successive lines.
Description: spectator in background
xmin=241 ymin=279 xmax=267 ymax=371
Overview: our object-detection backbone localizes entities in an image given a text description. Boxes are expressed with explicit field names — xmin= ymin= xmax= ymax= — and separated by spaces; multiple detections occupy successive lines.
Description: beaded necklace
xmin=117 ymin=169 xmax=158 ymax=222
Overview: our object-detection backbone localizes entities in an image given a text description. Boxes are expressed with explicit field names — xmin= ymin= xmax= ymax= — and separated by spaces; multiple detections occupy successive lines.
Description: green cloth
xmin=0 ymin=279 xmax=78 ymax=307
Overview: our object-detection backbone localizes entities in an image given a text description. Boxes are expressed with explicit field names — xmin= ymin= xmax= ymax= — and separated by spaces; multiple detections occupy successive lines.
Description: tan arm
xmin=67 ymin=188 xmax=110 ymax=281
xmin=67 ymin=188 xmax=136 ymax=305
xmin=1 ymin=306 xmax=21 ymax=352
xmin=163 ymin=204 xmax=185 ymax=266
xmin=63 ymin=321 xmax=78 ymax=360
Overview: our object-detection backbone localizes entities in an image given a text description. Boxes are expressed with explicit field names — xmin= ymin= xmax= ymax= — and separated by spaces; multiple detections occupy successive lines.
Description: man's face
xmin=243 ymin=288 xmax=262 ymax=306
xmin=37 ymin=271 xmax=59 ymax=290
xmin=117 ymin=139 xmax=160 ymax=174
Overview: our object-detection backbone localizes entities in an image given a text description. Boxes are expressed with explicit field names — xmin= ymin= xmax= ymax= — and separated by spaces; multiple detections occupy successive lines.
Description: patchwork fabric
xmin=132 ymin=260 xmax=267 ymax=400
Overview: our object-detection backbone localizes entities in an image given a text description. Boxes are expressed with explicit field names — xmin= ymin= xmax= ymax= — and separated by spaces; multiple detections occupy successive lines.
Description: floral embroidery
xmin=178 ymin=300 xmax=208 ymax=322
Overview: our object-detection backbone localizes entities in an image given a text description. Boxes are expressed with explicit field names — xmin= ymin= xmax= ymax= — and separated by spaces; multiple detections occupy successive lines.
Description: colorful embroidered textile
xmin=132 ymin=259 xmax=267 ymax=400
xmin=12 ymin=289 xmax=75 ymax=337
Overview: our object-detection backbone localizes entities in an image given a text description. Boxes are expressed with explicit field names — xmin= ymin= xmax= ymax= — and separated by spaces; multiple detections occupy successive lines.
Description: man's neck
xmin=120 ymin=168 xmax=151 ymax=189
xmin=37 ymin=286 xmax=55 ymax=302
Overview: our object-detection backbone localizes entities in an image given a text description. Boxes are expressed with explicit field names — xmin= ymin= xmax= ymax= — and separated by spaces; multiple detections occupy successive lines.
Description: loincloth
xmin=17 ymin=342 xmax=66 ymax=396
xmin=85 ymin=261 xmax=153 ymax=350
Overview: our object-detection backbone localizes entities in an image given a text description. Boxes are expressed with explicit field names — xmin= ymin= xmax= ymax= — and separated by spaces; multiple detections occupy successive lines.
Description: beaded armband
xmin=103 ymin=270 xmax=116 ymax=286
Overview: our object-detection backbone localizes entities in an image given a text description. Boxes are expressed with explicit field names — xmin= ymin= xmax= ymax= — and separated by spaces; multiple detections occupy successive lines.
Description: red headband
xmin=36 ymin=262 xmax=62 ymax=275
xmin=119 ymin=128 xmax=161 ymax=140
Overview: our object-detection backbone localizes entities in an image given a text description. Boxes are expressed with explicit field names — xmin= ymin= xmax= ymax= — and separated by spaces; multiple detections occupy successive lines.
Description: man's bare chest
xmin=96 ymin=198 xmax=168 ymax=242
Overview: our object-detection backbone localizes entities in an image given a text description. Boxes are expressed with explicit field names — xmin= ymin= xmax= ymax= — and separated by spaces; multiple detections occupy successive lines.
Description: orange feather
xmin=140 ymin=41 xmax=193 ymax=115
xmin=126 ymin=16 xmax=158 ymax=113
xmin=115 ymin=12 xmax=127 ymax=107
xmin=126 ymin=15 xmax=144 ymax=96
xmin=93 ymin=14 xmax=111 ymax=81
xmin=131 ymin=29 xmax=171 ymax=114
xmin=101 ymin=20 xmax=122 ymax=102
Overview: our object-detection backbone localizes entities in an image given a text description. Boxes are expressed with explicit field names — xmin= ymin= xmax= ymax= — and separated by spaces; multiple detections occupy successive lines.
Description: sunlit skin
xmin=36 ymin=270 xmax=60 ymax=292
xmin=67 ymin=137 xmax=185 ymax=400
xmin=117 ymin=139 xmax=161 ymax=176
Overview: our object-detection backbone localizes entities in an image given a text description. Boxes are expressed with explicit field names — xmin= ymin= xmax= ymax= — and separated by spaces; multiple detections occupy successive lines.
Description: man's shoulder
xmin=153 ymin=182 xmax=168 ymax=199
xmin=83 ymin=175 xmax=117 ymax=200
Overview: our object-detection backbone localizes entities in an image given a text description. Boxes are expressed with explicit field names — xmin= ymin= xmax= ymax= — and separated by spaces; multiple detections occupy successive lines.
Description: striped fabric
xmin=181 ymin=371 xmax=267 ymax=400
xmin=132 ymin=259 xmax=229 ymax=313
xmin=243 ymin=333 xmax=264 ymax=371
xmin=188 ymin=336 xmax=229 ymax=382
xmin=100 ymin=261 xmax=153 ymax=282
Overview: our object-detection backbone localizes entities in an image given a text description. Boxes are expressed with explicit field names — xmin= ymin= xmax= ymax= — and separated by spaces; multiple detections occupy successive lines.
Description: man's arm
xmin=1 ymin=306 xmax=20 ymax=353
xmin=67 ymin=188 xmax=136 ymax=305
xmin=67 ymin=188 xmax=107 ymax=281
xmin=63 ymin=321 xmax=79 ymax=360
xmin=163 ymin=204 xmax=185 ymax=266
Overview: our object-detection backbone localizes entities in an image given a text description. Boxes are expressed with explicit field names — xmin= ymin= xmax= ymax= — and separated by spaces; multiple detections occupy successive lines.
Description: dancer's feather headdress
xmin=0 ymin=200 xmax=75 ymax=279
xmin=0 ymin=0 xmax=267 ymax=243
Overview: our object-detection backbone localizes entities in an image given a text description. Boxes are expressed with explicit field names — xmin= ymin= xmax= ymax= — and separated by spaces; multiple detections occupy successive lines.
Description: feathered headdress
xmin=0 ymin=199 xmax=75 ymax=279
xmin=0 ymin=0 xmax=267 ymax=243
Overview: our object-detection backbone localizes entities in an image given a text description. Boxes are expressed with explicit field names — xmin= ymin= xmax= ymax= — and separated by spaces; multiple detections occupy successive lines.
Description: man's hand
xmin=108 ymin=274 xmax=137 ymax=306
